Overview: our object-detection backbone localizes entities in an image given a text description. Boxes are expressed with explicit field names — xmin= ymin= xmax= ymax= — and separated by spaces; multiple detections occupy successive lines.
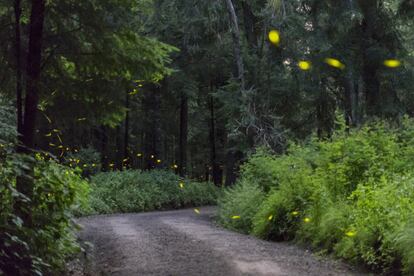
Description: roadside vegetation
xmin=82 ymin=170 xmax=219 ymax=215
xmin=0 ymin=152 xmax=89 ymax=275
xmin=218 ymin=118 xmax=414 ymax=275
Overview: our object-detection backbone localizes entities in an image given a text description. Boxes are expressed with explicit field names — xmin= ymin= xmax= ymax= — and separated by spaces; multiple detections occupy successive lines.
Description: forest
xmin=0 ymin=0 xmax=414 ymax=275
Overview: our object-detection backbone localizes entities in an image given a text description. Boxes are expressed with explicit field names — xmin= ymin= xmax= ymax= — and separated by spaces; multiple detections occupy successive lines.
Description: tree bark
xmin=115 ymin=125 xmax=123 ymax=170
xmin=240 ymin=1 xmax=259 ymax=48
xmin=14 ymin=0 xmax=46 ymax=252
xmin=14 ymin=0 xmax=23 ymax=134
xmin=178 ymin=94 xmax=188 ymax=177
xmin=143 ymin=84 xmax=162 ymax=170
xmin=124 ymin=89 xmax=130 ymax=168
xmin=224 ymin=0 xmax=245 ymax=91
xmin=20 ymin=0 xmax=46 ymax=151
xmin=209 ymin=96 xmax=221 ymax=186
xmin=100 ymin=125 xmax=109 ymax=171
xmin=344 ymin=71 xmax=359 ymax=127
xmin=224 ymin=0 xmax=246 ymax=186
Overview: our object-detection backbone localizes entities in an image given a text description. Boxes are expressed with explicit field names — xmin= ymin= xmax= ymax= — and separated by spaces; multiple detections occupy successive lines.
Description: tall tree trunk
xmin=124 ymin=89 xmax=130 ymax=168
xmin=178 ymin=94 xmax=188 ymax=177
xmin=344 ymin=71 xmax=359 ymax=127
xmin=224 ymin=0 xmax=246 ymax=185
xmin=20 ymin=0 xmax=46 ymax=151
xmin=209 ymin=96 xmax=221 ymax=186
xmin=143 ymin=84 xmax=162 ymax=170
xmin=14 ymin=0 xmax=23 ymax=134
xmin=240 ymin=1 xmax=259 ymax=48
xmin=225 ymin=0 xmax=245 ymax=90
xmin=115 ymin=125 xmax=123 ymax=170
xmin=15 ymin=0 xmax=46 ymax=255
xmin=100 ymin=125 xmax=109 ymax=171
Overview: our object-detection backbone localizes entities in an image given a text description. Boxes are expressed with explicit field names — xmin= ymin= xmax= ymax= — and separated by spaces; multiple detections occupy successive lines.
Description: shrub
xmin=218 ymin=119 xmax=414 ymax=274
xmin=82 ymin=169 xmax=218 ymax=215
xmin=0 ymin=154 xmax=89 ymax=275
xmin=217 ymin=180 xmax=265 ymax=233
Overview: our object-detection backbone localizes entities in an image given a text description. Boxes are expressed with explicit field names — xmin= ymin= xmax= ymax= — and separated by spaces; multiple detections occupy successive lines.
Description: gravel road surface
xmin=76 ymin=207 xmax=367 ymax=276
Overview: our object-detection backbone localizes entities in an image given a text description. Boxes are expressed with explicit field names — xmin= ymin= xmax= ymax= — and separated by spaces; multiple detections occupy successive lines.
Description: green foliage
xmin=394 ymin=218 xmax=414 ymax=275
xmin=218 ymin=119 xmax=414 ymax=274
xmin=82 ymin=170 xmax=218 ymax=215
xmin=0 ymin=97 xmax=16 ymax=146
xmin=0 ymin=154 xmax=89 ymax=275
xmin=217 ymin=180 xmax=265 ymax=233
xmin=64 ymin=146 xmax=102 ymax=177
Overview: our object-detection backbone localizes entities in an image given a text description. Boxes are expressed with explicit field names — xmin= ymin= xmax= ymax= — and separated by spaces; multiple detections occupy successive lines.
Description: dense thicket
xmin=218 ymin=118 xmax=414 ymax=274
xmin=83 ymin=170 xmax=218 ymax=215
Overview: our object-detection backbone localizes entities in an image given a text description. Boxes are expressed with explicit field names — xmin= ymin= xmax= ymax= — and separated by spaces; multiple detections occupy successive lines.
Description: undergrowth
xmin=82 ymin=169 xmax=219 ymax=215
xmin=218 ymin=118 xmax=414 ymax=275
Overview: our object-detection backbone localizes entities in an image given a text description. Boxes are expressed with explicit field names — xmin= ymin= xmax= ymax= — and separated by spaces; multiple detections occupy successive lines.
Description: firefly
xmin=291 ymin=211 xmax=299 ymax=216
xmin=194 ymin=208 xmax=200 ymax=214
xmin=137 ymin=153 xmax=142 ymax=157
xmin=156 ymin=159 xmax=162 ymax=163
xmin=150 ymin=155 xmax=155 ymax=159
xmin=77 ymin=118 xmax=87 ymax=122
xmin=384 ymin=59 xmax=401 ymax=68
xmin=173 ymin=164 xmax=178 ymax=169
xmin=268 ymin=30 xmax=281 ymax=45
xmin=45 ymin=133 xmax=52 ymax=137
xmin=303 ymin=217 xmax=311 ymax=223
xmin=179 ymin=182 xmax=184 ymax=189
xmin=298 ymin=61 xmax=311 ymax=71
xmin=232 ymin=215 xmax=241 ymax=220
xmin=268 ymin=215 xmax=274 ymax=221
xmin=324 ymin=58 xmax=345 ymax=69
xmin=345 ymin=230 xmax=357 ymax=237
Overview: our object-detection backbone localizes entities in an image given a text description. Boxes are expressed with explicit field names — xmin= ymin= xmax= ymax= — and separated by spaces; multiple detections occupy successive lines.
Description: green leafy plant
xmin=0 ymin=154 xmax=89 ymax=275
xmin=82 ymin=169 xmax=218 ymax=215
xmin=218 ymin=119 xmax=414 ymax=274
xmin=217 ymin=179 xmax=265 ymax=234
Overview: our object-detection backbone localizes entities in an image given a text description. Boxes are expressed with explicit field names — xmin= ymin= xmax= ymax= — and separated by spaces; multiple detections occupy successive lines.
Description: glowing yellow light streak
xmin=324 ymin=58 xmax=345 ymax=69
xmin=298 ymin=61 xmax=311 ymax=71
xmin=384 ymin=59 xmax=401 ymax=68
xmin=268 ymin=30 xmax=280 ymax=45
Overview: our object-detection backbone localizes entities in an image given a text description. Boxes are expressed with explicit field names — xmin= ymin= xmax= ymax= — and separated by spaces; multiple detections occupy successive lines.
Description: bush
xmin=82 ymin=169 xmax=219 ymax=215
xmin=0 ymin=154 xmax=89 ymax=275
xmin=218 ymin=119 xmax=414 ymax=274
xmin=217 ymin=180 xmax=265 ymax=233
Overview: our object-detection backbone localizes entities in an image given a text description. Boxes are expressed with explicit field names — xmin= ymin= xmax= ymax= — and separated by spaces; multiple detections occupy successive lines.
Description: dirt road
xmin=76 ymin=207 xmax=366 ymax=276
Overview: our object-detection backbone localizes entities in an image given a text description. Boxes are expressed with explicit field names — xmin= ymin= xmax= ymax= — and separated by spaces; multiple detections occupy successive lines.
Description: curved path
xmin=76 ymin=207 xmax=366 ymax=276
